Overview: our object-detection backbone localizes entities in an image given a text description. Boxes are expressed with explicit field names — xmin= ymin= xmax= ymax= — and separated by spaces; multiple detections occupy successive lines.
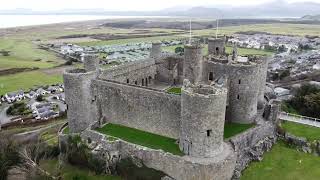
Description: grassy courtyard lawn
xmin=96 ymin=123 xmax=184 ymax=156
xmin=40 ymin=159 xmax=121 ymax=180
xmin=224 ymin=123 xmax=254 ymax=139
xmin=0 ymin=71 xmax=63 ymax=95
xmin=241 ymin=141 xmax=320 ymax=180
xmin=0 ymin=39 xmax=64 ymax=69
xmin=167 ymin=87 xmax=182 ymax=94
xmin=280 ymin=121 xmax=320 ymax=141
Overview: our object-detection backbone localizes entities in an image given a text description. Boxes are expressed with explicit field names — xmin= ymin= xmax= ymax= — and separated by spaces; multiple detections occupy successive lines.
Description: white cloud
xmin=0 ymin=0 xmax=319 ymax=11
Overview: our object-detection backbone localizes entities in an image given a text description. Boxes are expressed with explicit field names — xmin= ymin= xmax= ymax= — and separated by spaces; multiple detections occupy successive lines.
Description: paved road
xmin=279 ymin=112 xmax=320 ymax=128
xmin=0 ymin=104 xmax=17 ymax=125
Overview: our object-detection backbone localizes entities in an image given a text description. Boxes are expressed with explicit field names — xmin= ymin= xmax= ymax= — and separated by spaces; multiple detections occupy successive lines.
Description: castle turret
xmin=63 ymin=55 xmax=99 ymax=133
xmin=257 ymin=57 xmax=269 ymax=109
xmin=150 ymin=41 xmax=162 ymax=61
xmin=208 ymin=37 xmax=225 ymax=56
xmin=183 ymin=43 xmax=203 ymax=84
xmin=180 ymin=80 xmax=227 ymax=157
xmin=227 ymin=60 xmax=262 ymax=124
xmin=83 ymin=54 xmax=99 ymax=72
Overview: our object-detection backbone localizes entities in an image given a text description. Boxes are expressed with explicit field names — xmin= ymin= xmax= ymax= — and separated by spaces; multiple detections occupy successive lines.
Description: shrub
xmin=36 ymin=95 xmax=44 ymax=102
xmin=0 ymin=136 xmax=22 ymax=180
xmin=175 ymin=47 xmax=184 ymax=55
xmin=6 ymin=102 xmax=31 ymax=116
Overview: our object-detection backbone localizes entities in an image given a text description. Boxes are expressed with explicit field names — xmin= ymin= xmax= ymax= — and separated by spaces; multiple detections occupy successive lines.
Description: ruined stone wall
xmin=92 ymin=79 xmax=181 ymax=139
xmin=99 ymin=59 xmax=157 ymax=85
xmin=63 ymin=69 xmax=98 ymax=133
xmin=156 ymin=56 xmax=184 ymax=84
xmin=180 ymin=82 xmax=227 ymax=157
xmin=80 ymin=129 xmax=236 ymax=180
xmin=229 ymin=120 xmax=277 ymax=179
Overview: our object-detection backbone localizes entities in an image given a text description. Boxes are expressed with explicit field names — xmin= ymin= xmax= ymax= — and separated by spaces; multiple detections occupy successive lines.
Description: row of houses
xmin=30 ymin=102 xmax=59 ymax=120
xmin=1 ymin=85 xmax=64 ymax=104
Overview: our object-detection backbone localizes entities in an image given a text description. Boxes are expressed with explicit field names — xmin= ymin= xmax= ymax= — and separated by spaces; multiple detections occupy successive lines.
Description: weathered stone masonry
xmin=63 ymin=38 xmax=277 ymax=180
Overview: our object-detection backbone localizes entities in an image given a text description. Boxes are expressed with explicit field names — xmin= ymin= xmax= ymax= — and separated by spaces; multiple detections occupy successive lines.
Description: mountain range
xmin=1 ymin=1 xmax=320 ymax=19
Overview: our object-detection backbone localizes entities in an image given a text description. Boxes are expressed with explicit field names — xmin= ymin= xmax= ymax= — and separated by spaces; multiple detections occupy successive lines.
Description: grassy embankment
xmin=280 ymin=121 xmax=320 ymax=141
xmin=242 ymin=120 xmax=320 ymax=180
xmin=241 ymin=141 xmax=320 ymax=180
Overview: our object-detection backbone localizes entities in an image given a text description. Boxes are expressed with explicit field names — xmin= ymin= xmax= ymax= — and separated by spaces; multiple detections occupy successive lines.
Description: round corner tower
xmin=183 ymin=43 xmax=203 ymax=84
xmin=227 ymin=61 xmax=261 ymax=124
xmin=150 ymin=41 xmax=162 ymax=62
xmin=63 ymin=55 xmax=99 ymax=133
xmin=208 ymin=37 xmax=225 ymax=56
xmin=180 ymin=80 xmax=227 ymax=157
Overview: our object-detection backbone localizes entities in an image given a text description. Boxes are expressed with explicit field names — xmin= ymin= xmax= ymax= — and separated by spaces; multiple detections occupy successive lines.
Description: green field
xmin=224 ymin=123 xmax=254 ymax=139
xmin=0 ymin=39 xmax=64 ymax=70
xmin=280 ymin=121 xmax=320 ymax=141
xmin=194 ymin=23 xmax=320 ymax=37
xmin=40 ymin=159 xmax=120 ymax=180
xmin=0 ymin=71 xmax=62 ymax=95
xmin=241 ymin=141 xmax=320 ymax=180
xmin=96 ymin=123 xmax=184 ymax=156
xmin=167 ymin=87 xmax=182 ymax=94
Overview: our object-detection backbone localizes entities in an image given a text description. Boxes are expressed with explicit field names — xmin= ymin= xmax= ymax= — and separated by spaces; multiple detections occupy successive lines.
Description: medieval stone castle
xmin=62 ymin=37 xmax=280 ymax=180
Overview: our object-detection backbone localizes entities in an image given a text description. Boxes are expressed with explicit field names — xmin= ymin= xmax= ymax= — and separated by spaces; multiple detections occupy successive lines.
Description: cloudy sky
xmin=1 ymin=0 xmax=320 ymax=11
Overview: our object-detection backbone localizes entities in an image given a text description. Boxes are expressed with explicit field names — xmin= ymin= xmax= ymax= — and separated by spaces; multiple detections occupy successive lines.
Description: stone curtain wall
xmin=93 ymin=79 xmax=181 ymax=139
xmin=80 ymin=129 xmax=236 ymax=180
xmin=99 ymin=59 xmax=157 ymax=85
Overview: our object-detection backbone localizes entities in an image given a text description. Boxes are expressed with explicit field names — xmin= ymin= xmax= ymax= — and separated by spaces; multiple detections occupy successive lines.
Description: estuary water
xmin=0 ymin=15 xmax=168 ymax=28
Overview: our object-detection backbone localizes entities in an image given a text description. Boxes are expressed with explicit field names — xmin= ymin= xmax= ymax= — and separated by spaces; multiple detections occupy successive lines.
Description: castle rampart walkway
xmin=279 ymin=112 xmax=320 ymax=128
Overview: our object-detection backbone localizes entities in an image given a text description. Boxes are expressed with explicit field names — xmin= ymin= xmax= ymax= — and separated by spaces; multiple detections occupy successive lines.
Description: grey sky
xmin=0 ymin=0 xmax=319 ymax=11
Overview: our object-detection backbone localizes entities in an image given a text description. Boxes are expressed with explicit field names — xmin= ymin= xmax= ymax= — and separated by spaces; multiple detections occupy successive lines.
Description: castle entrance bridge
xmin=279 ymin=112 xmax=320 ymax=128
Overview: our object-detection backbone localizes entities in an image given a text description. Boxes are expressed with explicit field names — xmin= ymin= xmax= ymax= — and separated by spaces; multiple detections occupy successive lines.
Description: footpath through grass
xmin=224 ymin=123 xmax=254 ymax=139
xmin=241 ymin=141 xmax=320 ymax=180
xmin=0 ymin=71 xmax=63 ymax=95
xmin=281 ymin=121 xmax=320 ymax=141
xmin=96 ymin=123 xmax=184 ymax=156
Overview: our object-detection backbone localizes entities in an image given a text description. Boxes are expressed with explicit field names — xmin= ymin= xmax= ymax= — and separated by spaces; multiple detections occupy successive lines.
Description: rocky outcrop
xmin=282 ymin=132 xmax=320 ymax=155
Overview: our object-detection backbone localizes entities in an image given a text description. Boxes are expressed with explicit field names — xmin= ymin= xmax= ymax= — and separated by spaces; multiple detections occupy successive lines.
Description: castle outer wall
xmin=92 ymin=79 xmax=181 ymax=139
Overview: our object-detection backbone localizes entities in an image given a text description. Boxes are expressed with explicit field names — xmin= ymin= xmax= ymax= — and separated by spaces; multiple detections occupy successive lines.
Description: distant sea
xmin=0 ymin=15 xmax=170 ymax=28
